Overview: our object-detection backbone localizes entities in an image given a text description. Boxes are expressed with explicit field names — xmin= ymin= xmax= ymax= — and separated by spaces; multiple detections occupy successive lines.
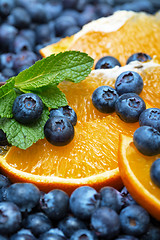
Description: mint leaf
xmin=0 ymin=90 xmax=17 ymax=118
xmin=0 ymin=77 xmax=15 ymax=98
xmin=0 ymin=108 xmax=49 ymax=149
xmin=34 ymin=85 xmax=67 ymax=108
xmin=14 ymin=51 xmax=94 ymax=91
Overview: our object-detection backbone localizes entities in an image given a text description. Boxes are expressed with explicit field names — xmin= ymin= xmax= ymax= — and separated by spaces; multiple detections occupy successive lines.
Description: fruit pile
xmin=1 ymin=0 xmax=160 ymax=239
xmin=0 ymin=176 xmax=160 ymax=240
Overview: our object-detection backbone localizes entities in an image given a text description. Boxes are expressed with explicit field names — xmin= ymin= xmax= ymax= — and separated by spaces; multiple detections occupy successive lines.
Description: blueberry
xmin=2 ymin=68 xmax=16 ymax=79
xmin=36 ymin=24 xmax=51 ymax=44
xmin=58 ymin=216 xmax=87 ymax=238
xmin=92 ymin=86 xmax=118 ymax=113
xmin=64 ymin=26 xmax=81 ymax=37
xmin=95 ymin=56 xmax=121 ymax=69
xmin=95 ymin=3 xmax=113 ymax=18
xmin=12 ymin=93 xmax=44 ymax=124
xmin=0 ymin=235 xmax=8 ymax=240
xmin=114 ymin=235 xmax=139 ymax=240
xmin=0 ymin=53 xmax=15 ymax=70
xmin=50 ymin=106 xmax=77 ymax=126
xmin=150 ymin=158 xmax=160 ymax=187
xmin=62 ymin=0 xmax=77 ymax=9
xmin=0 ymin=202 xmax=22 ymax=235
xmin=10 ymin=35 xmax=32 ymax=53
xmin=10 ymin=229 xmax=36 ymax=240
xmin=0 ymin=129 xmax=8 ymax=146
xmin=70 ymin=229 xmax=98 ymax=240
xmin=76 ymin=0 xmax=89 ymax=12
xmin=3 ymin=183 xmax=40 ymax=212
xmin=26 ymin=3 xmax=48 ymax=23
xmin=0 ymin=174 xmax=11 ymax=202
xmin=40 ymin=189 xmax=69 ymax=221
xmin=0 ymin=174 xmax=10 ymax=189
xmin=140 ymin=223 xmax=160 ymax=240
xmin=0 ymin=74 xmax=6 ymax=83
xmin=70 ymin=186 xmax=100 ymax=220
xmin=55 ymin=15 xmax=77 ymax=37
xmin=115 ymin=71 xmax=143 ymax=95
xmin=120 ymin=187 xmax=137 ymax=208
xmin=116 ymin=0 xmax=154 ymax=14
xmin=0 ymin=24 xmax=18 ymax=51
xmin=48 ymin=21 xmax=56 ymax=39
xmin=100 ymin=186 xmax=123 ymax=212
xmin=19 ymin=29 xmax=36 ymax=49
xmin=120 ymin=205 xmax=150 ymax=236
xmin=62 ymin=9 xmax=80 ymax=22
xmin=139 ymin=108 xmax=160 ymax=132
xmin=126 ymin=53 xmax=152 ymax=64
xmin=91 ymin=206 xmax=120 ymax=239
xmin=115 ymin=93 xmax=146 ymax=122
xmin=78 ymin=5 xmax=97 ymax=27
xmin=7 ymin=7 xmax=31 ymax=29
xmin=0 ymin=0 xmax=14 ymax=17
xmin=44 ymin=116 xmax=74 ymax=146
xmin=13 ymin=51 xmax=38 ymax=70
xmin=44 ymin=2 xmax=63 ymax=21
xmin=133 ymin=126 xmax=160 ymax=156
xmin=39 ymin=228 xmax=66 ymax=240
xmin=24 ymin=212 xmax=52 ymax=237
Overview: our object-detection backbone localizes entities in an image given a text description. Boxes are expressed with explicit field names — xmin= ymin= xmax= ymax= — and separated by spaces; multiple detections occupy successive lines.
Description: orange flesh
xmin=140 ymin=66 xmax=160 ymax=108
xmin=5 ymin=117 xmax=139 ymax=178
xmin=126 ymin=142 xmax=160 ymax=199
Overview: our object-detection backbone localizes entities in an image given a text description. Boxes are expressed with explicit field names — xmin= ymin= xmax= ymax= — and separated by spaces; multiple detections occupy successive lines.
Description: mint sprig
xmin=0 ymin=51 xmax=94 ymax=149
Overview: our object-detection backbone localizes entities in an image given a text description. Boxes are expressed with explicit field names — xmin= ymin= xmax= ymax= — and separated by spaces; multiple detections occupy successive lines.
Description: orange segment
xmin=140 ymin=66 xmax=160 ymax=107
xmin=40 ymin=11 xmax=160 ymax=66
xmin=118 ymin=134 xmax=160 ymax=220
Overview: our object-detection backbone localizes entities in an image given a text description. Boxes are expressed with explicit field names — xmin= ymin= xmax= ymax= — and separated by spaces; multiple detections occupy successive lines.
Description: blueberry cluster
xmin=44 ymin=106 xmax=77 ymax=146
xmin=0 ymin=0 xmax=160 ymax=81
xmin=0 ymin=176 xmax=160 ymax=239
xmin=92 ymin=54 xmax=160 ymax=187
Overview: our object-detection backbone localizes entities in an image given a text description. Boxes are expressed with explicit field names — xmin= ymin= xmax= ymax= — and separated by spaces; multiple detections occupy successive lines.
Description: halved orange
xmin=118 ymin=134 xmax=160 ymax=220
xmin=40 ymin=11 xmax=160 ymax=67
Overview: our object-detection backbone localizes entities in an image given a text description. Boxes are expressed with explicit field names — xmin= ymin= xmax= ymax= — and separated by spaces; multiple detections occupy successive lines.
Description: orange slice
xmin=118 ymin=134 xmax=160 ymax=220
xmin=0 ymin=116 xmax=140 ymax=194
xmin=40 ymin=11 xmax=160 ymax=67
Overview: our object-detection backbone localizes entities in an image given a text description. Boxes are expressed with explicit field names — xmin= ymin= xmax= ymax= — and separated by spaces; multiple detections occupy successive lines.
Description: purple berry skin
xmin=126 ymin=52 xmax=152 ymax=64
xmin=115 ymin=71 xmax=143 ymax=96
xmin=0 ymin=202 xmax=22 ymax=235
xmin=12 ymin=93 xmax=43 ymax=124
xmin=91 ymin=206 xmax=120 ymax=239
xmin=133 ymin=126 xmax=160 ymax=156
xmin=44 ymin=116 xmax=74 ymax=146
xmin=92 ymin=86 xmax=118 ymax=113
xmin=115 ymin=93 xmax=146 ymax=123
xmin=139 ymin=108 xmax=160 ymax=132
xmin=120 ymin=205 xmax=150 ymax=237
xmin=95 ymin=56 xmax=121 ymax=69
xmin=150 ymin=158 xmax=160 ymax=187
